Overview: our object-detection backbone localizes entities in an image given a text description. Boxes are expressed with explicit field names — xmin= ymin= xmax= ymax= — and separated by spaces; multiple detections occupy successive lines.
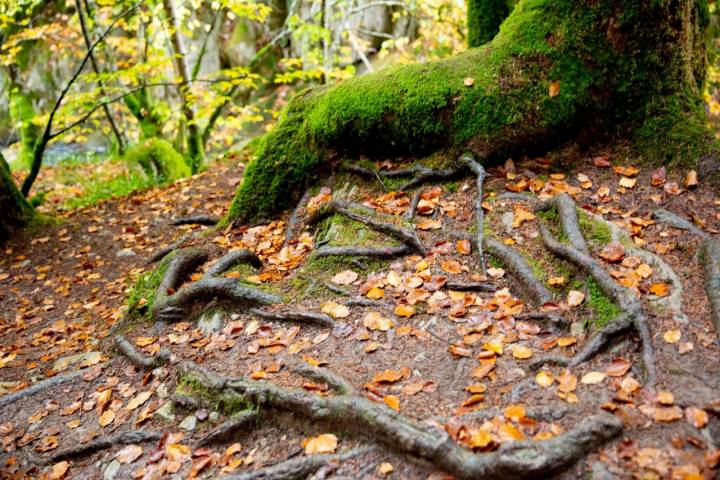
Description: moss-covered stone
xmin=229 ymin=0 xmax=715 ymax=224
xmin=467 ymin=0 xmax=511 ymax=48
xmin=122 ymin=138 xmax=191 ymax=183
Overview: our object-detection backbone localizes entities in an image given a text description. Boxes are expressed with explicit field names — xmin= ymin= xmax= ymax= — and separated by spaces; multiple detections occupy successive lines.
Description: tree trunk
xmin=467 ymin=0 xmax=510 ymax=47
xmin=162 ymin=0 xmax=205 ymax=174
xmin=0 ymin=152 xmax=34 ymax=242
xmin=229 ymin=0 xmax=714 ymax=224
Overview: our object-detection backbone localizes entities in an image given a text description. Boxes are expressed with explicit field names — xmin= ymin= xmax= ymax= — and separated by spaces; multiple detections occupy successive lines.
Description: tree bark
xmin=162 ymin=0 xmax=205 ymax=174
xmin=0 ymin=152 xmax=34 ymax=242
xmin=228 ymin=0 xmax=714 ymax=224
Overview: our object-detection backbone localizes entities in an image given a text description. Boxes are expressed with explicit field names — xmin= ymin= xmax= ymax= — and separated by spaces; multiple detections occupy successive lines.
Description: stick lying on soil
xmin=48 ymin=430 xmax=163 ymax=463
xmin=170 ymin=215 xmax=219 ymax=226
xmin=180 ymin=362 xmax=622 ymax=480
xmin=221 ymin=447 xmax=370 ymax=480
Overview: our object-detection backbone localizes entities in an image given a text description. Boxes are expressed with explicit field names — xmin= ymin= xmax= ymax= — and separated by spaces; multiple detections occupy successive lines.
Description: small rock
xmin=153 ymin=402 xmax=175 ymax=422
xmin=196 ymin=409 xmax=209 ymax=422
xmin=209 ymin=411 xmax=220 ymax=423
xmin=156 ymin=383 xmax=169 ymax=399
xmin=179 ymin=415 xmax=197 ymax=432
xmin=501 ymin=211 xmax=515 ymax=234
xmin=197 ymin=311 xmax=224 ymax=335
xmin=104 ymin=460 xmax=120 ymax=480
xmin=116 ymin=248 xmax=136 ymax=258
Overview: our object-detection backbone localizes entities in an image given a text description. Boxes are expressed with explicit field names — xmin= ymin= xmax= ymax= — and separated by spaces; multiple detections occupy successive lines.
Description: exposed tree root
xmin=308 ymin=200 xmax=427 ymax=256
xmin=460 ymin=153 xmax=488 ymax=272
xmin=221 ymin=447 xmax=370 ymax=480
xmin=195 ymin=410 xmax=259 ymax=447
xmin=115 ymin=334 xmax=171 ymax=369
xmin=147 ymin=232 xmax=193 ymax=264
xmin=538 ymin=221 xmax=657 ymax=385
xmin=535 ymin=193 xmax=590 ymax=255
xmin=590 ymin=212 xmax=688 ymax=324
xmin=323 ymin=282 xmax=386 ymax=307
xmin=0 ymin=364 xmax=108 ymax=408
xmin=315 ymin=245 xmax=410 ymax=259
xmin=285 ymin=190 xmax=312 ymax=245
xmin=701 ymin=239 xmax=720 ymax=339
xmin=249 ymin=308 xmax=335 ymax=328
xmin=445 ymin=280 xmax=497 ymax=293
xmin=152 ymin=247 xmax=280 ymax=322
xmin=515 ymin=312 xmax=570 ymax=329
xmin=180 ymin=362 xmax=622 ymax=480
xmin=47 ymin=430 xmax=162 ymax=463
xmin=170 ymin=215 xmax=219 ymax=226
xmin=206 ymin=249 xmax=263 ymax=275
xmin=450 ymin=232 xmax=552 ymax=306
xmin=456 ymin=405 xmax=571 ymax=423
xmin=345 ymin=164 xmax=461 ymax=192
xmin=652 ymin=209 xmax=709 ymax=239
xmin=404 ymin=189 xmax=423 ymax=220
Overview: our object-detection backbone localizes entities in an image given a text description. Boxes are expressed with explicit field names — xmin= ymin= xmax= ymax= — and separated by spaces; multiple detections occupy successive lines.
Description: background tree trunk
xmin=466 ymin=0 xmax=510 ymax=47
xmin=228 ymin=0 xmax=715 ymax=224
xmin=0 ymin=152 xmax=34 ymax=242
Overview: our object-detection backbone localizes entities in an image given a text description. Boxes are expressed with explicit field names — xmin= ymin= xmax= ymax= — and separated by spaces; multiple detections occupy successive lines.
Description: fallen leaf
xmin=567 ymin=290 xmax=585 ymax=307
xmin=684 ymin=170 xmax=698 ymax=188
xmin=487 ymin=267 xmax=505 ymax=279
xmin=548 ymin=276 xmax=565 ymax=286
xmin=331 ymin=270 xmax=358 ymax=285
xmin=619 ymin=177 xmax=637 ymax=189
xmin=384 ymin=395 xmax=400 ymax=411
xmin=126 ymin=391 xmax=151 ymax=411
xmin=49 ymin=461 xmax=69 ymax=479
xmin=116 ymin=444 xmax=143 ymax=464
xmin=394 ymin=305 xmax=416 ymax=318
xmin=535 ymin=371 xmax=554 ymax=387
xmin=366 ymin=287 xmax=385 ymax=300
xmin=605 ymin=358 xmax=632 ymax=377
xmin=649 ymin=283 xmax=669 ymax=297
xmin=363 ymin=312 xmax=393 ymax=331
xmin=511 ymin=345 xmax=532 ymax=360
xmin=464 ymin=77 xmax=475 ymax=87
xmin=98 ymin=409 xmax=115 ymax=427
xmin=663 ymin=329 xmax=681 ymax=344
xmin=685 ymin=407 xmax=708 ymax=428
xmin=504 ymin=404 xmax=525 ymax=421
xmin=599 ymin=242 xmax=625 ymax=262
xmin=457 ymin=240 xmax=471 ymax=255
xmin=580 ymin=371 xmax=606 ymax=385
xmin=656 ymin=391 xmax=674 ymax=405
xmin=549 ymin=81 xmax=560 ymax=97
xmin=304 ymin=434 xmax=337 ymax=454
xmin=321 ymin=301 xmax=350 ymax=319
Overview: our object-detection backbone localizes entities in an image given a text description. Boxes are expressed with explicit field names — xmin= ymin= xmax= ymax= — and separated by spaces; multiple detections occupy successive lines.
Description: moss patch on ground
xmin=126 ymin=255 xmax=172 ymax=320
xmin=177 ymin=373 xmax=254 ymax=416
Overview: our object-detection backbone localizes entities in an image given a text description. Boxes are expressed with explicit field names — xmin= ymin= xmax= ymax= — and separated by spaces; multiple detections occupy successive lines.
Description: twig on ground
xmin=195 ymin=410 xmax=259 ymax=447
xmin=115 ymin=334 xmax=171 ymax=369
xmin=170 ymin=215 xmax=219 ymax=226
xmin=47 ymin=430 xmax=162 ymax=463
xmin=0 ymin=364 xmax=108 ymax=408
xmin=460 ymin=153 xmax=488 ymax=272
xmin=249 ymin=308 xmax=335 ymax=328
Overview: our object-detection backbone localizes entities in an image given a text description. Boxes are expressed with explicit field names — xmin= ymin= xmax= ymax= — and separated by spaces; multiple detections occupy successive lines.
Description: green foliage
xmin=126 ymin=255 xmax=171 ymax=320
xmin=467 ymin=0 xmax=511 ymax=48
xmin=122 ymin=138 xmax=190 ymax=183
xmin=8 ymin=87 xmax=38 ymax=170
xmin=577 ymin=211 xmax=611 ymax=250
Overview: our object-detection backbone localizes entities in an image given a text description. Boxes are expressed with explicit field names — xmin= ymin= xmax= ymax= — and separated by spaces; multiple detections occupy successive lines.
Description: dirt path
xmin=0 ymin=152 xmax=719 ymax=480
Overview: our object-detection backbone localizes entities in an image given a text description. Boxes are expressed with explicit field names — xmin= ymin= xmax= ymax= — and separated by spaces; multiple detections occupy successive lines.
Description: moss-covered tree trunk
xmin=0 ymin=152 xmax=34 ymax=242
xmin=467 ymin=0 xmax=510 ymax=47
xmin=229 ymin=0 xmax=714 ymax=224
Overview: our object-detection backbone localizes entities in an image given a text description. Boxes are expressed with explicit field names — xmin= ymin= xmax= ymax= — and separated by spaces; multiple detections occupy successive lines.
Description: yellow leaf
xmin=468 ymin=429 xmax=493 ymax=448
xmin=567 ymin=290 xmax=585 ymax=307
xmin=511 ymin=345 xmax=532 ymax=359
xmin=49 ymin=461 xmax=69 ymax=480
xmin=366 ymin=287 xmax=385 ymax=299
xmin=378 ymin=462 xmax=394 ymax=474
xmin=394 ymin=305 xmax=416 ymax=318
xmin=165 ymin=443 xmax=191 ymax=461
xmin=98 ymin=409 xmax=115 ymax=427
xmin=363 ymin=312 xmax=394 ymax=331
xmin=125 ymin=391 xmax=151 ymax=411
xmin=548 ymin=80 xmax=560 ymax=97
xmin=535 ymin=371 xmax=554 ymax=387
xmin=504 ymin=404 xmax=525 ymax=421
xmin=383 ymin=395 xmax=400 ymax=411
xmin=134 ymin=337 xmax=157 ymax=347
xmin=580 ymin=371 xmax=606 ymax=384
xmin=649 ymin=283 xmax=669 ymax=297
xmin=557 ymin=336 xmax=577 ymax=347
xmin=321 ymin=301 xmax=350 ymax=319
xmin=663 ymin=329 xmax=681 ymax=344
xmin=619 ymin=177 xmax=637 ymax=188
xmin=657 ymin=390 xmax=674 ymax=405
xmin=548 ymin=276 xmax=565 ymax=286
xmin=303 ymin=434 xmax=337 ymax=454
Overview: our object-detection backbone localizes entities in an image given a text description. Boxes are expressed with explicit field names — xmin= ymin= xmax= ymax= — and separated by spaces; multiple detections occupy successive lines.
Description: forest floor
xmin=0 ymin=145 xmax=719 ymax=480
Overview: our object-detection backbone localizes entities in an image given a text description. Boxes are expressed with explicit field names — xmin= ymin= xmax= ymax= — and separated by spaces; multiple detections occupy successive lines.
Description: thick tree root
xmin=221 ymin=447 xmax=370 ymax=480
xmin=515 ymin=312 xmax=570 ymax=329
xmin=590 ymin=212 xmax=688 ymax=324
xmin=309 ymin=200 xmax=427 ymax=256
xmin=652 ymin=209 xmax=709 ymax=239
xmin=115 ymin=334 xmax=171 ymax=369
xmin=539 ymin=221 xmax=657 ymax=385
xmin=535 ymin=193 xmax=590 ymax=255
xmin=195 ymin=410 xmax=259 ymax=447
xmin=315 ymin=245 xmax=409 ymax=259
xmin=323 ymin=282 xmax=386 ymax=307
xmin=206 ymin=249 xmax=263 ymax=276
xmin=404 ymin=189 xmax=423 ymax=220
xmin=346 ymin=164 xmax=461 ymax=192
xmin=152 ymin=247 xmax=280 ymax=322
xmin=249 ymin=308 xmax=335 ymax=328
xmin=445 ymin=280 xmax=497 ymax=293
xmin=0 ymin=364 xmax=108 ymax=408
xmin=47 ymin=430 xmax=163 ymax=463
xmin=170 ymin=215 xmax=219 ymax=226
xmin=180 ymin=362 xmax=622 ymax=480
xmin=450 ymin=232 xmax=552 ymax=306
xmin=460 ymin=153 xmax=488 ymax=272
xmin=701 ymin=239 xmax=720 ymax=339
xmin=456 ymin=405 xmax=571 ymax=423
xmin=285 ymin=190 xmax=311 ymax=245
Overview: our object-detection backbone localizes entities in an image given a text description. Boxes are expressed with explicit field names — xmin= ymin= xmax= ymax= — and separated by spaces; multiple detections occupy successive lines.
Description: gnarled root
xmin=460 ymin=153 xmax=488 ymax=272
xmin=652 ymin=209 xmax=709 ymax=239
xmin=115 ymin=334 xmax=171 ymax=369
xmin=249 ymin=308 xmax=335 ymax=328
xmin=180 ymin=362 xmax=622 ymax=480
xmin=450 ymin=232 xmax=552 ymax=306
xmin=206 ymin=249 xmax=263 ymax=276
xmin=346 ymin=163 xmax=461 ymax=192
xmin=315 ymin=245 xmax=409 ymax=259
xmin=538 ymin=215 xmax=656 ymax=385
xmin=47 ymin=430 xmax=162 ymax=463
xmin=221 ymin=447 xmax=370 ymax=480
xmin=701 ymin=239 xmax=720 ymax=339
xmin=195 ymin=410 xmax=259 ymax=447
xmin=535 ymin=193 xmax=590 ymax=255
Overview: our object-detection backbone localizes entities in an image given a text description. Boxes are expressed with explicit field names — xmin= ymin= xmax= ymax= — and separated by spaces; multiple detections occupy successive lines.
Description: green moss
xmin=177 ymin=374 xmax=254 ymax=416
xmin=122 ymin=138 xmax=191 ymax=183
xmin=577 ymin=211 xmax=611 ymax=251
xmin=126 ymin=255 xmax=172 ymax=320
xmin=467 ymin=0 xmax=512 ymax=47
xmin=587 ymin=278 xmax=622 ymax=327
xmin=0 ymin=151 xmax=34 ymax=242
xmin=228 ymin=0 xmax=714 ymax=223
xmin=318 ymin=213 xmax=396 ymax=247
